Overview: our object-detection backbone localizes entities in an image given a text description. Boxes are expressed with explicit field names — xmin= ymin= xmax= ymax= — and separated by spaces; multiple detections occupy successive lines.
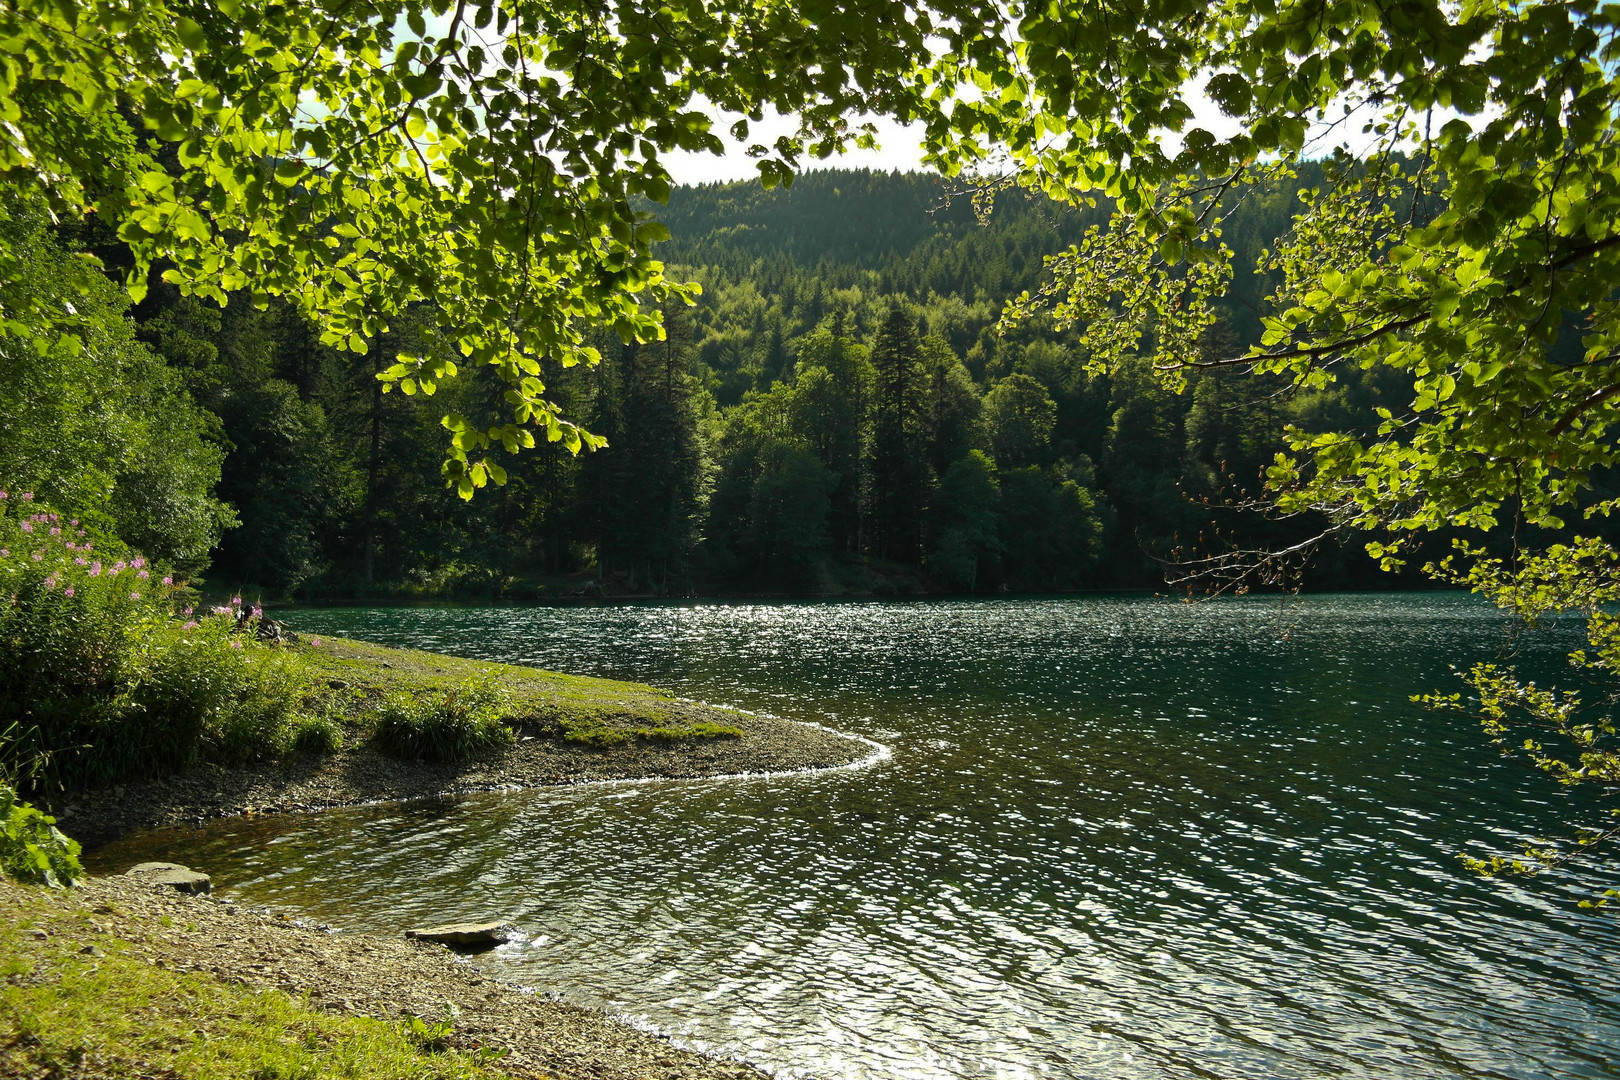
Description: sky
xmin=663 ymin=111 xmax=931 ymax=186
xmin=659 ymin=87 xmax=1259 ymax=187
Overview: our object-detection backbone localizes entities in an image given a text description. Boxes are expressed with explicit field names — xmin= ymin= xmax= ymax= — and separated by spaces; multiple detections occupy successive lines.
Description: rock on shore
xmin=406 ymin=921 xmax=514 ymax=949
xmin=124 ymin=861 xmax=212 ymax=894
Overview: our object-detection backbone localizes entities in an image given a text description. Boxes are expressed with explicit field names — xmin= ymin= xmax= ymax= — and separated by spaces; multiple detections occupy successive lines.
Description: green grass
xmin=0 ymin=886 xmax=516 ymax=1080
xmin=298 ymin=637 xmax=743 ymax=751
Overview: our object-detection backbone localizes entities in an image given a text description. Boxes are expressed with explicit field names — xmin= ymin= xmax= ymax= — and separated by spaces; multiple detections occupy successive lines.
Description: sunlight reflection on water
xmin=95 ymin=594 xmax=1620 ymax=1079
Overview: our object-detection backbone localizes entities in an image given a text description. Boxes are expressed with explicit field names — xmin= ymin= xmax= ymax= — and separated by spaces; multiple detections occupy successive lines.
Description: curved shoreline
xmin=56 ymin=705 xmax=881 ymax=848
xmin=17 ymin=637 xmax=885 ymax=1080
xmin=45 ymin=632 xmax=883 ymax=847
xmin=41 ymin=716 xmax=886 ymax=1079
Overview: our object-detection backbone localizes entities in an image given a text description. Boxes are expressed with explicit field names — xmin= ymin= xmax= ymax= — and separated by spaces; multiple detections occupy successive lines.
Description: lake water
xmin=91 ymin=594 xmax=1620 ymax=1079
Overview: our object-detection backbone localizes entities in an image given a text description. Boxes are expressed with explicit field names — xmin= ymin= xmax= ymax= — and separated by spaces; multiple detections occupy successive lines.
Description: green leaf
xmin=175 ymin=17 xmax=206 ymax=52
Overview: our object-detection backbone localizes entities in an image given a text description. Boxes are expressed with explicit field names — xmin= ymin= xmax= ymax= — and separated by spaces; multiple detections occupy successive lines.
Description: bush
xmin=0 ymin=495 xmax=315 ymax=791
xmin=0 ymin=785 xmax=82 ymax=887
xmin=372 ymin=676 xmax=512 ymax=762
xmin=123 ymin=615 xmax=312 ymax=765
xmin=292 ymin=713 xmax=344 ymax=754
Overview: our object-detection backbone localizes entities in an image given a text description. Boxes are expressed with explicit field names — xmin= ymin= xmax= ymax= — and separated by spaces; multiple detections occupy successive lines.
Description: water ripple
xmin=95 ymin=594 xmax=1620 ymax=1079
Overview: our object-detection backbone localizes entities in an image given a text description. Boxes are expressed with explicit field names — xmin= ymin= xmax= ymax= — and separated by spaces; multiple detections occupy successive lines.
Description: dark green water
xmin=93 ymin=594 xmax=1620 ymax=1079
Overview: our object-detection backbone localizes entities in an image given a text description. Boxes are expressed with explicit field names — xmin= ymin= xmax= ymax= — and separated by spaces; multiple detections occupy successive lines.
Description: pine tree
xmin=578 ymin=305 xmax=709 ymax=592
xmin=867 ymin=302 xmax=931 ymax=562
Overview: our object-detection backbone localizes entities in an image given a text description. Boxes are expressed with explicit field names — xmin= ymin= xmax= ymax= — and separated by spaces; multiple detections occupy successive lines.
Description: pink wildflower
xmin=310 ymin=637 xmax=321 ymax=647
xmin=137 ymin=569 xmax=149 ymax=579
xmin=65 ymin=542 xmax=75 ymax=550
xmin=69 ymin=520 xmax=77 ymax=526
xmin=112 ymin=560 xmax=126 ymax=573
xmin=89 ymin=561 xmax=101 ymax=576
xmin=182 ymin=620 xmax=199 ymax=630
xmin=229 ymin=640 xmax=242 ymax=649
xmin=212 ymin=605 xmax=231 ymax=616
xmin=182 ymin=605 xmax=194 ymax=616
xmin=251 ymin=605 xmax=262 ymax=619
xmin=74 ymin=557 xmax=86 ymax=566
xmin=131 ymin=557 xmax=145 ymax=569
xmin=63 ymin=587 xmax=74 ymax=597
xmin=19 ymin=522 xmax=31 ymax=533
xmin=0 ymin=549 xmax=7 ymax=558
xmin=231 ymin=595 xmax=242 ymax=606
xmin=43 ymin=576 xmax=56 ymax=588
xmin=19 ymin=492 xmax=31 ymax=501
xmin=30 ymin=553 xmax=41 ymax=562
xmin=162 ymin=576 xmax=173 ymax=586
xmin=0 ymin=490 xmax=7 ymax=499
xmin=48 ymin=527 xmax=59 ymax=536
xmin=130 ymin=591 xmax=141 ymax=600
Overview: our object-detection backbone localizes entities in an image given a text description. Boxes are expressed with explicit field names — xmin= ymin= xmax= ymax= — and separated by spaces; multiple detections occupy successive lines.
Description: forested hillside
xmin=10 ymin=168 xmax=1430 ymax=599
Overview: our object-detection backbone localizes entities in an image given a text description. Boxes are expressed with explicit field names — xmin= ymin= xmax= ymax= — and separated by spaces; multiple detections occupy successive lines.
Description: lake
xmin=91 ymin=594 xmax=1620 ymax=1079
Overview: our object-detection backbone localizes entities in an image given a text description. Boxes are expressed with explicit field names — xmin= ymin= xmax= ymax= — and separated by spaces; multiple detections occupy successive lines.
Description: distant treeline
xmin=2 ymin=168 xmax=1529 ymax=599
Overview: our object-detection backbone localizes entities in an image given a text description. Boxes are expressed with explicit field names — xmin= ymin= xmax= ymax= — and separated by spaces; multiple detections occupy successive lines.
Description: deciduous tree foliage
xmin=0 ymin=0 xmax=973 ymax=495
xmin=923 ymin=0 xmax=1620 ymax=882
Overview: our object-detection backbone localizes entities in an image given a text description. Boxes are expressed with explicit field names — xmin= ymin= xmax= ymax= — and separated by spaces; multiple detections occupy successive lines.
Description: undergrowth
xmin=0 ymin=785 xmax=80 ymax=887
xmin=1 ymin=495 xmax=747 ymax=794
xmin=372 ymin=676 xmax=513 ymax=762
xmin=0 ymin=496 xmax=321 ymax=792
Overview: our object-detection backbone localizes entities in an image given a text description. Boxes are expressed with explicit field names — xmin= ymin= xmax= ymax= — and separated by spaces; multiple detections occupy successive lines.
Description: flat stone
xmin=125 ymin=861 xmax=211 ymax=894
xmin=405 ymin=921 xmax=514 ymax=950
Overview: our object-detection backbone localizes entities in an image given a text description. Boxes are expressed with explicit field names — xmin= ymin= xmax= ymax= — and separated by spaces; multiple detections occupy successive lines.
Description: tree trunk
xmin=364 ymin=359 xmax=381 ymax=586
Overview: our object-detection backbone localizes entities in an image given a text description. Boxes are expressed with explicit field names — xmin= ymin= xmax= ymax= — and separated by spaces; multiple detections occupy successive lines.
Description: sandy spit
xmin=52 ymin=708 xmax=879 ymax=847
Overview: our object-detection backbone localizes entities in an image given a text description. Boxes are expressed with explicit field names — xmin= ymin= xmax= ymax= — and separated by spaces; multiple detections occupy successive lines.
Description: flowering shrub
xmin=0 ymin=495 xmax=317 ymax=791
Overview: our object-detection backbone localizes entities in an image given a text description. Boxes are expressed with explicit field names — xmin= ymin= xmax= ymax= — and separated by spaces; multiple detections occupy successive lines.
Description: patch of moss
xmin=0 ymin=889 xmax=514 ymax=1080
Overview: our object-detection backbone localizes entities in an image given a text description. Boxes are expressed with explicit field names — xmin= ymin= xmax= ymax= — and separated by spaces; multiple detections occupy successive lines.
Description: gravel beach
xmin=13 ymin=638 xmax=881 ymax=1079
xmin=1 ymin=874 xmax=774 ymax=1079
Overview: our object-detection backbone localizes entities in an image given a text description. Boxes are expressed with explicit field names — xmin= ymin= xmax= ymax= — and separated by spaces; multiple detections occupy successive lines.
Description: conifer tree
xmin=868 ymin=302 xmax=931 ymax=562
xmin=790 ymin=315 xmax=872 ymax=556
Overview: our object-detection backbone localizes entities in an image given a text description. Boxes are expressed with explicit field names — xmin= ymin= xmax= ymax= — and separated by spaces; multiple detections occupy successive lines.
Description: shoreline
xmin=2 ymin=874 xmax=776 ymax=1079
xmin=55 ymin=705 xmax=880 ymax=848
xmin=52 ymin=635 xmax=879 ymax=847
xmin=9 ymin=636 xmax=885 ymax=1080
xmin=42 ymin=714 xmax=882 ymax=1078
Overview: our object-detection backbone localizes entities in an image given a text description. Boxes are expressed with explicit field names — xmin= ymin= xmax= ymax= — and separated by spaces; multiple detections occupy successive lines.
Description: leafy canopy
xmin=925 ymin=0 xmax=1620 ymax=549
xmin=920 ymin=0 xmax=1620 ymax=880
xmin=0 ymin=0 xmax=971 ymax=496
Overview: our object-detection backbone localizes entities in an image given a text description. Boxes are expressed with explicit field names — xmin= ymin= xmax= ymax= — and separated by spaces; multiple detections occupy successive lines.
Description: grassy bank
xmin=49 ymin=634 xmax=874 ymax=844
xmin=300 ymin=636 xmax=745 ymax=749
xmin=1 ymin=497 xmax=742 ymax=799
xmin=2 ymin=497 xmax=872 ymax=841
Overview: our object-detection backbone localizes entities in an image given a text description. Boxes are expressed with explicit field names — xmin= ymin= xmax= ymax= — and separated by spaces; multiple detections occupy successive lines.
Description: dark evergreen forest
xmin=9 ymin=168 xmax=1442 ymax=599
